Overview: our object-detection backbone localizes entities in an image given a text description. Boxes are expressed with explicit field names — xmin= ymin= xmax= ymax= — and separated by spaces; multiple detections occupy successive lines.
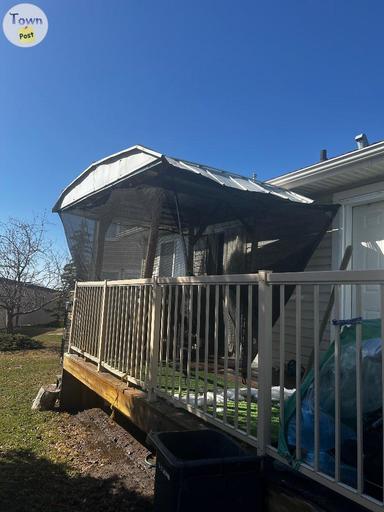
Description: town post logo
xmin=3 ymin=3 xmax=48 ymax=47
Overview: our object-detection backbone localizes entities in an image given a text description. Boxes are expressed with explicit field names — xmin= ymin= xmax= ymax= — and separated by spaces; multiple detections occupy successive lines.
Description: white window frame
xmin=333 ymin=181 xmax=384 ymax=317
xmin=105 ymin=222 xmax=123 ymax=242
xmin=158 ymin=239 xmax=176 ymax=277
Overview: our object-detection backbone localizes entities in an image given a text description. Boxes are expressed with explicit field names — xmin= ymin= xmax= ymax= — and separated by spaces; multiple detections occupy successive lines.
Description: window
xmin=100 ymin=271 xmax=119 ymax=280
xmin=159 ymin=241 xmax=175 ymax=277
xmin=105 ymin=223 xmax=121 ymax=241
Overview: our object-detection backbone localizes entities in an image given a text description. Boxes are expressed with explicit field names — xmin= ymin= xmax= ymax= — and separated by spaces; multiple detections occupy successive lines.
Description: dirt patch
xmin=55 ymin=408 xmax=154 ymax=511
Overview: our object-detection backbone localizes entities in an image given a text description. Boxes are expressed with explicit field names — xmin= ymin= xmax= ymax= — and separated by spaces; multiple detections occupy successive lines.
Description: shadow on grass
xmin=0 ymin=450 xmax=152 ymax=512
xmin=0 ymin=334 xmax=43 ymax=352
xmin=15 ymin=325 xmax=60 ymax=337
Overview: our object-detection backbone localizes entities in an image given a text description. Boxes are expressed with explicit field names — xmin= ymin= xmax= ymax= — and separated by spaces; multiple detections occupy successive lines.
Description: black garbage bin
xmin=148 ymin=429 xmax=263 ymax=512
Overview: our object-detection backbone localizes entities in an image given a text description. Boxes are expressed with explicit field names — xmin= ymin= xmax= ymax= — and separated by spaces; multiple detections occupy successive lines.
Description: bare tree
xmin=0 ymin=216 xmax=63 ymax=332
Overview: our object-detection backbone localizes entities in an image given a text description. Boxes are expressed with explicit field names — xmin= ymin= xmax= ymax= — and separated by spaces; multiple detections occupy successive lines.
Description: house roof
xmin=267 ymin=140 xmax=384 ymax=197
xmin=52 ymin=145 xmax=312 ymax=212
xmin=0 ymin=277 xmax=57 ymax=294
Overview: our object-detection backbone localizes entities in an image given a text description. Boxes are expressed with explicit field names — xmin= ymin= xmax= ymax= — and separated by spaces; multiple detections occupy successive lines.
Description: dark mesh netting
xmin=58 ymin=161 xmax=338 ymax=377
xmin=59 ymin=165 xmax=338 ymax=282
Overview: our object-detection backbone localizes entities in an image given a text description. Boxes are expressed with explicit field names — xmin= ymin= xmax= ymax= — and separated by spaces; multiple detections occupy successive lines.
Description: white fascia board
xmin=267 ymin=140 xmax=384 ymax=190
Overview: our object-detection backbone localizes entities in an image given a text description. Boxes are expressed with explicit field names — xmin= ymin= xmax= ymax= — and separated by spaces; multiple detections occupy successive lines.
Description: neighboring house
xmin=267 ymin=133 xmax=384 ymax=366
xmin=0 ymin=279 xmax=59 ymax=329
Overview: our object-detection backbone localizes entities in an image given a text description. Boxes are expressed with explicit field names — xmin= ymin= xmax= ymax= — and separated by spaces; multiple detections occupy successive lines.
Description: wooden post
xmin=97 ymin=280 xmax=108 ymax=371
xmin=143 ymin=191 xmax=164 ymax=278
xmin=147 ymin=278 xmax=161 ymax=401
xmin=93 ymin=218 xmax=111 ymax=280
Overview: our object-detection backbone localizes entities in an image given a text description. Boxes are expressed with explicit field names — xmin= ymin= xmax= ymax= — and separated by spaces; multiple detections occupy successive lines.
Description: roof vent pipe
xmin=320 ymin=149 xmax=328 ymax=162
xmin=355 ymin=133 xmax=369 ymax=149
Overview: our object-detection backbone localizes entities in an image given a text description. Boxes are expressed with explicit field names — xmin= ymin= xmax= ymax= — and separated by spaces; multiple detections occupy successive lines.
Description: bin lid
xmin=148 ymin=430 xmax=259 ymax=469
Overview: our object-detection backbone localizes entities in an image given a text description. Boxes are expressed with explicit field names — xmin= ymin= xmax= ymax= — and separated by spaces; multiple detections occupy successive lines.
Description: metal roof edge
xmin=52 ymin=144 xmax=163 ymax=212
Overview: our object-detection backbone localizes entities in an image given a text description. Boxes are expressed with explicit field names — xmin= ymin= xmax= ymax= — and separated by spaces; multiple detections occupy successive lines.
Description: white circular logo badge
xmin=3 ymin=3 xmax=48 ymax=47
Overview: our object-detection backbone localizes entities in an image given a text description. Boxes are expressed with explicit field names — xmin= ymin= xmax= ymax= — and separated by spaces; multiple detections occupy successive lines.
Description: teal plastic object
xmin=278 ymin=319 xmax=382 ymax=485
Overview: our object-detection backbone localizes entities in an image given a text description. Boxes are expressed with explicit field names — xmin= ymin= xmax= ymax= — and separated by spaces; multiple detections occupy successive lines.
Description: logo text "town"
xmin=9 ymin=12 xmax=43 ymax=25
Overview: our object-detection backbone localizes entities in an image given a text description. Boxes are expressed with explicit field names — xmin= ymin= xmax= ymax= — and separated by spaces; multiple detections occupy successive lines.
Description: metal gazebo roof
xmin=53 ymin=145 xmax=312 ymax=212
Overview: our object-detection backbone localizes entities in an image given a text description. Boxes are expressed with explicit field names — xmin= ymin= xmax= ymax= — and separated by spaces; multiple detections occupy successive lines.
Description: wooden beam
xmin=93 ymin=218 xmax=111 ymax=280
xmin=62 ymin=354 xmax=207 ymax=433
xmin=143 ymin=190 xmax=164 ymax=278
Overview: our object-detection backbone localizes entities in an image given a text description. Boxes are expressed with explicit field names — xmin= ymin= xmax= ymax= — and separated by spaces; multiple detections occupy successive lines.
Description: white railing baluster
xmin=145 ymin=286 xmax=153 ymax=385
xmin=179 ymin=285 xmax=186 ymax=400
xmin=130 ymin=287 xmax=138 ymax=375
xmin=356 ymin=284 xmax=363 ymax=494
xmin=97 ymin=280 xmax=108 ymax=371
xmin=334 ymin=285 xmax=341 ymax=482
xmin=381 ymin=284 xmax=384 ymax=503
xmin=164 ymin=286 xmax=172 ymax=392
xmin=121 ymin=286 xmax=129 ymax=374
xmin=204 ymin=285 xmax=210 ymax=413
xmin=126 ymin=286 xmax=133 ymax=375
xmin=116 ymin=287 xmax=124 ymax=370
xmin=279 ymin=284 xmax=285 ymax=430
xmin=149 ymin=287 xmax=158 ymax=383
xmin=246 ymin=284 xmax=252 ymax=436
xmin=148 ymin=279 xmax=161 ymax=401
xmin=186 ymin=285 xmax=193 ymax=404
xmin=195 ymin=285 xmax=201 ymax=410
xmin=295 ymin=284 xmax=302 ymax=461
xmin=313 ymin=284 xmax=320 ymax=472
xmin=223 ymin=284 xmax=229 ymax=424
xmin=171 ymin=286 xmax=179 ymax=398
xmin=67 ymin=282 xmax=78 ymax=354
xmin=140 ymin=286 xmax=149 ymax=382
xmin=213 ymin=284 xmax=219 ymax=418
xmin=257 ymin=270 xmax=273 ymax=455
xmin=234 ymin=284 xmax=240 ymax=430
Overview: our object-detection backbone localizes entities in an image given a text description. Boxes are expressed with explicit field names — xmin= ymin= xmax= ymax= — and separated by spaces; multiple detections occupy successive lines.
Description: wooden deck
xmin=62 ymin=353 xmax=208 ymax=435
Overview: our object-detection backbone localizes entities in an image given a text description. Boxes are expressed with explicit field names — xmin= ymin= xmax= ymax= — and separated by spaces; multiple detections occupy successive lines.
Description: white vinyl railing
xmin=266 ymin=270 xmax=384 ymax=512
xmin=67 ymin=269 xmax=384 ymax=512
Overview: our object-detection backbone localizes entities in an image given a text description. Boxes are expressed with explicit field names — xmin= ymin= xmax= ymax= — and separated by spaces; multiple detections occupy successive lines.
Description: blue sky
xmin=1 ymin=0 xmax=384 ymax=251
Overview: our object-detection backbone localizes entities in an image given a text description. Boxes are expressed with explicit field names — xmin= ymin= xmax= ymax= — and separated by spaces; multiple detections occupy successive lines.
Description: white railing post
xmin=67 ymin=282 xmax=78 ymax=354
xmin=97 ymin=280 xmax=108 ymax=371
xmin=148 ymin=277 xmax=162 ymax=401
xmin=257 ymin=270 xmax=273 ymax=455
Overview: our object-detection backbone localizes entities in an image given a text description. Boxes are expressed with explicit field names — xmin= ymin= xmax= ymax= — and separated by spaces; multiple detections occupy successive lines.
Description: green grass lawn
xmin=0 ymin=325 xmax=153 ymax=512
xmin=0 ymin=326 xmax=64 ymax=457
xmin=0 ymin=326 xmax=76 ymax=511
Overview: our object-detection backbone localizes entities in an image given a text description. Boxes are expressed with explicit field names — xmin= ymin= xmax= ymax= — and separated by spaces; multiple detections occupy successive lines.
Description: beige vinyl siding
xmin=271 ymin=194 xmax=334 ymax=370
xmin=0 ymin=293 xmax=58 ymax=328
xmin=101 ymin=230 xmax=147 ymax=279
xmin=271 ymin=223 xmax=333 ymax=370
